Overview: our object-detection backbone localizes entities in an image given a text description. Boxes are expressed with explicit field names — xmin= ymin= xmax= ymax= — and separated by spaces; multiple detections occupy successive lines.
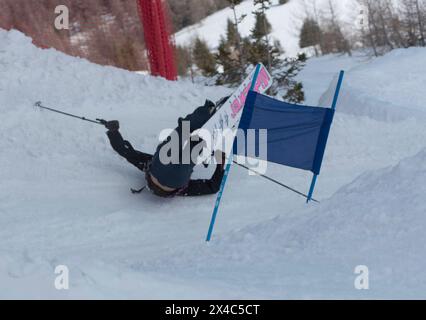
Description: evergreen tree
xmin=299 ymin=18 xmax=322 ymax=56
xmin=216 ymin=0 xmax=306 ymax=103
xmin=175 ymin=45 xmax=193 ymax=78
xmin=284 ymin=82 xmax=305 ymax=103
xmin=226 ymin=18 xmax=240 ymax=49
xmin=275 ymin=54 xmax=307 ymax=103
xmin=251 ymin=10 xmax=272 ymax=40
xmin=243 ymin=0 xmax=306 ymax=102
xmin=250 ymin=0 xmax=273 ymax=70
xmin=192 ymin=37 xmax=217 ymax=77
xmin=215 ymin=2 xmax=248 ymax=86
xmin=216 ymin=35 xmax=244 ymax=85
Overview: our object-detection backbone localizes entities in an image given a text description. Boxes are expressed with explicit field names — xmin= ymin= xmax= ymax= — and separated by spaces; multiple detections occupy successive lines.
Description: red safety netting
xmin=0 ymin=0 xmax=179 ymax=74
xmin=137 ymin=0 xmax=177 ymax=81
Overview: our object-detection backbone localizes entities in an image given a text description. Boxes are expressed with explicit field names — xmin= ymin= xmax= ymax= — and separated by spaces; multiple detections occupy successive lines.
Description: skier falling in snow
xmin=102 ymin=98 xmax=228 ymax=198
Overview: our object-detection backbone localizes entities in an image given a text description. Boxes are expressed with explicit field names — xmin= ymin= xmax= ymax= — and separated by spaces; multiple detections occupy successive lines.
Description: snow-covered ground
xmin=175 ymin=0 xmax=361 ymax=57
xmin=1 ymin=28 xmax=426 ymax=299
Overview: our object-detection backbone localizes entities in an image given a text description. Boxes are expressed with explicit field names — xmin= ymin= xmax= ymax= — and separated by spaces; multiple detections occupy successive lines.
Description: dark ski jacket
xmin=106 ymin=100 xmax=225 ymax=197
xmin=149 ymin=100 xmax=217 ymax=189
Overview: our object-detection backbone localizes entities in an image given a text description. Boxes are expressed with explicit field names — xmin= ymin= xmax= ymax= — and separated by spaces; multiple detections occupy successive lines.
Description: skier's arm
xmin=105 ymin=123 xmax=152 ymax=172
xmin=182 ymin=151 xmax=226 ymax=196
xmin=182 ymin=164 xmax=225 ymax=196
xmin=177 ymin=100 xmax=216 ymax=133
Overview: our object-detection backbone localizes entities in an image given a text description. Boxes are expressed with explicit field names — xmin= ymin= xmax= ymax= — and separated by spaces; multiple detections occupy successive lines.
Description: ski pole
xmin=34 ymin=101 xmax=105 ymax=126
xmin=233 ymin=161 xmax=320 ymax=203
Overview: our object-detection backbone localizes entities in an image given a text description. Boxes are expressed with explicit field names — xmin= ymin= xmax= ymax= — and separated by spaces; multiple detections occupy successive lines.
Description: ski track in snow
xmin=1 ymin=29 xmax=426 ymax=298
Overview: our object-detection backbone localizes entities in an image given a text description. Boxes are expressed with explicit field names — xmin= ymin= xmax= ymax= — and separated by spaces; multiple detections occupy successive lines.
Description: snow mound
xmin=319 ymin=48 xmax=426 ymax=121
xmin=151 ymin=148 xmax=426 ymax=299
xmin=0 ymin=28 xmax=231 ymax=175
xmin=0 ymin=29 xmax=230 ymax=131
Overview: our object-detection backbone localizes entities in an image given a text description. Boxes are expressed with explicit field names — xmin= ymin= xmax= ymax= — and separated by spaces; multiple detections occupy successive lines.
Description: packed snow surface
xmin=1 ymin=29 xmax=426 ymax=299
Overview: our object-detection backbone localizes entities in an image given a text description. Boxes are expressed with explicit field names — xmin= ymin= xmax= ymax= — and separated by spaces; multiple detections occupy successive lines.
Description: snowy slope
xmin=319 ymin=48 xmax=426 ymax=121
xmin=175 ymin=0 xmax=361 ymax=57
xmin=1 ymin=29 xmax=426 ymax=299
xmin=149 ymin=148 xmax=426 ymax=299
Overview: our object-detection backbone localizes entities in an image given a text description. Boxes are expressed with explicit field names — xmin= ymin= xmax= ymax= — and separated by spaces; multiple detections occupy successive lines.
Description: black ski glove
xmin=101 ymin=120 xmax=120 ymax=131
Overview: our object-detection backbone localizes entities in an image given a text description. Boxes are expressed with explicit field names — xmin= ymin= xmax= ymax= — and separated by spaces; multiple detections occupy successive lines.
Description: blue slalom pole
xmin=206 ymin=64 xmax=262 ymax=242
xmin=331 ymin=71 xmax=345 ymax=111
xmin=306 ymin=174 xmax=318 ymax=204
xmin=306 ymin=70 xmax=345 ymax=203
xmin=206 ymin=158 xmax=233 ymax=242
